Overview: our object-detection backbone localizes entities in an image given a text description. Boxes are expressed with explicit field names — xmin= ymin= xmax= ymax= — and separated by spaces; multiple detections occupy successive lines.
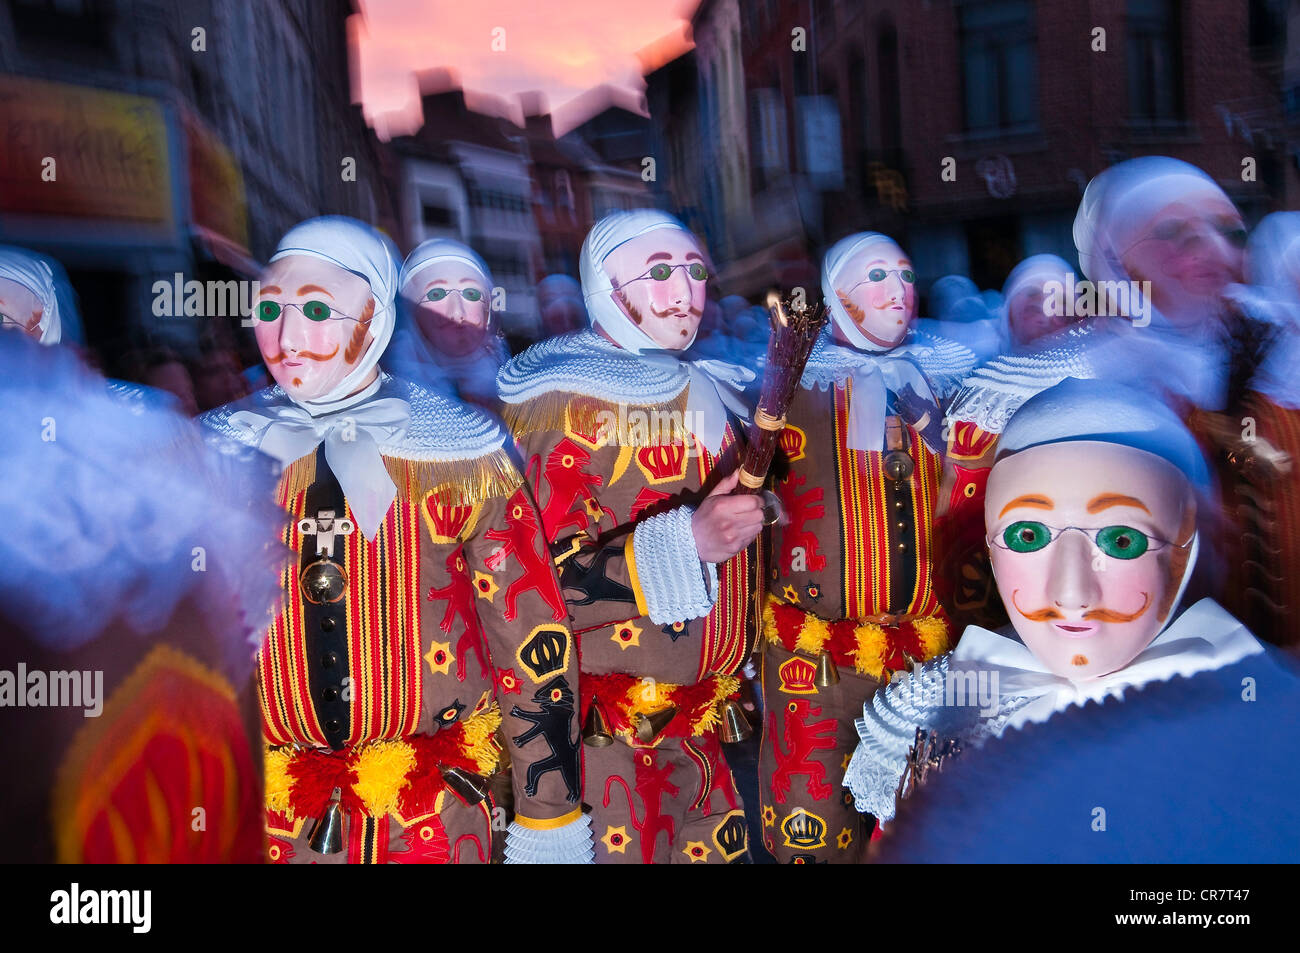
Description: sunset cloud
xmin=352 ymin=0 xmax=697 ymax=137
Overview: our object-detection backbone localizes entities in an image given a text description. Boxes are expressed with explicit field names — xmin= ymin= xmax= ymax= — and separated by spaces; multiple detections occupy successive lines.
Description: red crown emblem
xmin=777 ymin=656 xmax=818 ymax=695
xmin=779 ymin=425 xmax=807 ymax=462
xmin=423 ymin=497 xmax=477 ymax=542
xmin=948 ymin=420 xmax=996 ymax=461
xmin=636 ymin=443 xmax=688 ymax=484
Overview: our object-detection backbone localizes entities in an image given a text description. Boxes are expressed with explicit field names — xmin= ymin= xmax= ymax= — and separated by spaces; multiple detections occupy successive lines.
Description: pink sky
xmin=351 ymin=0 xmax=698 ymax=138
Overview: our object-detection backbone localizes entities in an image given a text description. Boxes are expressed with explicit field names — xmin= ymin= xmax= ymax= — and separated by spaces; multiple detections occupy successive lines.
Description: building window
xmin=422 ymin=203 xmax=455 ymax=229
xmin=1127 ymin=0 xmax=1184 ymax=123
xmin=959 ymin=0 xmax=1038 ymax=134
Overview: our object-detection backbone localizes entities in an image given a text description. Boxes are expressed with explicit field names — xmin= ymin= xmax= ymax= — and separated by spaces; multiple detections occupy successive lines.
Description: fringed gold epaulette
xmin=274 ymin=449 xmax=522 ymax=507
xmin=383 ymin=448 xmax=522 ymax=506
xmin=276 ymin=453 xmax=316 ymax=501
xmin=502 ymin=390 xmax=692 ymax=448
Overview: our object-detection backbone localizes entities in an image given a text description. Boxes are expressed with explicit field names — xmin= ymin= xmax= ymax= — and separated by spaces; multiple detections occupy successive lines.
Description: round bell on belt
xmin=883 ymin=450 xmax=914 ymax=482
xmin=300 ymin=560 xmax=347 ymax=604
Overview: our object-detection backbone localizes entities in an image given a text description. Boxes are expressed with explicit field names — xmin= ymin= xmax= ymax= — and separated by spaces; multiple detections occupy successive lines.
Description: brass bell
xmin=300 ymin=559 xmax=347 ymax=604
xmin=634 ymin=704 xmax=678 ymax=744
xmin=814 ymin=649 xmax=840 ymax=688
xmin=582 ymin=703 xmax=614 ymax=748
xmin=307 ymin=787 xmax=345 ymax=854
xmin=882 ymin=449 xmax=914 ymax=482
xmin=441 ymin=766 xmax=492 ymax=806
xmin=718 ymin=698 xmax=753 ymax=744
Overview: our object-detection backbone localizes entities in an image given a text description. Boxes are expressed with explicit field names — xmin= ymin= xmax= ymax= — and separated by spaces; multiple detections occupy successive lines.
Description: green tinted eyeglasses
xmin=632 ymin=261 xmax=708 ymax=283
xmin=989 ymin=521 xmax=1189 ymax=560
xmin=256 ymin=300 xmax=361 ymax=323
xmin=425 ymin=287 xmax=484 ymax=303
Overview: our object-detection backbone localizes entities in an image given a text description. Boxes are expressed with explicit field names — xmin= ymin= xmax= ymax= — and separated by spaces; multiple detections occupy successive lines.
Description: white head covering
xmin=1073 ymin=156 xmax=1230 ymax=287
xmin=1002 ymin=254 xmax=1074 ymax=304
xmin=1072 ymin=157 xmax=1237 ymax=408
xmin=268 ymin=216 xmax=400 ymax=414
xmin=400 ymin=237 xmax=492 ymax=296
xmin=821 ymin=231 xmax=907 ymax=353
xmin=0 ymin=244 xmax=63 ymax=345
xmin=577 ymin=211 xmax=752 ymax=453
xmin=580 ymin=209 xmax=699 ymax=351
xmin=1228 ymin=211 xmax=1300 ymax=408
xmin=815 ymin=231 xmax=937 ymax=451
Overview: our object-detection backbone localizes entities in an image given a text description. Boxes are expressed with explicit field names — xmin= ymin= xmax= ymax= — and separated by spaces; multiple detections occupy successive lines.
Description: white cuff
xmin=503 ymin=813 xmax=595 ymax=864
xmin=631 ymin=504 xmax=718 ymax=624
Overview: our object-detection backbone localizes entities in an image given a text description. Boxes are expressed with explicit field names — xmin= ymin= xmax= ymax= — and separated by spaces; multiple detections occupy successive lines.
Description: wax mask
xmin=603 ymin=228 xmax=708 ymax=350
xmin=985 ymin=441 xmax=1195 ymax=680
xmin=0 ymin=277 xmax=44 ymax=340
xmin=403 ymin=260 xmax=490 ymax=358
xmin=1009 ymin=277 xmax=1070 ymax=347
xmin=1120 ymin=196 xmax=1245 ymax=327
xmin=834 ymin=240 xmax=916 ymax=348
xmin=254 ymin=255 xmax=375 ymax=401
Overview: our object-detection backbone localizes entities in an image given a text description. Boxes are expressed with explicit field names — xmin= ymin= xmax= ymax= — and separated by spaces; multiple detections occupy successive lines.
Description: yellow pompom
xmin=914 ymin=616 xmax=950 ymax=660
xmin=851 ymin=622 xmax=888 ymax=678
xmin=795 ymin=612 xmax=831 ymax=654
xmin=762 ymin=597 xmax=782 ymax=645
xmin=462 ymin=704 xmax=504 ymax=775
xmin=264 ymin=746 xmax=294 ymax=818
xmin=351 ymin=740 xmax=417 ymax=818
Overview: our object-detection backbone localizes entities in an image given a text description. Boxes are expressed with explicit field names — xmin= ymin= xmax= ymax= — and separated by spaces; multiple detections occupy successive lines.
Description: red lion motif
xmin=533 ymin=437 xmax=605 ymax=539
xmin=776 ymin=474 xmax=827 ymax=575
xmin=769 ymin=698 xmax=837 ymax=803
xmin=426 ymin=546 xmax=490 ymax=682
xmin=604 ymin=752 xmax=680 ymax=864
xmin=484 ymin=489 xmax=568 ymax=622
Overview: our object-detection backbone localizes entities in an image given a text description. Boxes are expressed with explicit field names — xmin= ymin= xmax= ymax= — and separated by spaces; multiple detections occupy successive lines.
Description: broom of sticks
xmin=736 ymin=289 xmax=828 ymax=496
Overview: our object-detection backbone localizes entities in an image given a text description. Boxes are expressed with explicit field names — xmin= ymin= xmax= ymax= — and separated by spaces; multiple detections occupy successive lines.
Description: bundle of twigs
xmin=736 ymin=289 xmax=828 ymax=496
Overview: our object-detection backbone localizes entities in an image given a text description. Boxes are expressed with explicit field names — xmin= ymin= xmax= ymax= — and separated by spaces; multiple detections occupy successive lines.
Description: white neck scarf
xmin=580 ymin=211 xmax=753 ymax=453
xmin=951 ymin=597 xmax=1262 ymax=732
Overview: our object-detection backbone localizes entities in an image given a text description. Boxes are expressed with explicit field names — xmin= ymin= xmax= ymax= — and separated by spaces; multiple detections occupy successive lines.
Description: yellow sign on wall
xmin=0 ymin=75 xmax=173 ymax=226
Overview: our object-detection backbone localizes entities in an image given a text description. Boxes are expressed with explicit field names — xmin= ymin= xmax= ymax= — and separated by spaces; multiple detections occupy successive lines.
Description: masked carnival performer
xmin=1 ymin=332 xmax=285 ymax=862
xmin=388 ymin=238 xmax=508 ymax=412
xmin=844 ymin=379 xmax=1264 ymax=828
xmin=938 ymin=157 xmax=1247 ymax=631
xmin=201 ymin=217 xmax=589 ymax=864
xmin=756 ymin=232 xmax=954 ymax=863
xmin=497 ymin=210 xmax=763 ymax=864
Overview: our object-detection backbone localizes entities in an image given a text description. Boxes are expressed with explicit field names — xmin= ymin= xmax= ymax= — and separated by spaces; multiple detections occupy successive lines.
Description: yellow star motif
xmin=424 ymin=640 xmax=454 ymax=676
xmin=583 ymin=497 xmax=604 ymax=523
xmin=472 ymin=571 xmax=499 ymax=603
xmin=782 ymin=584 xmax=800 ymax=604
xmin=761 ymin=805 xmax=776 ymax=827
xmin=842 ymin=753 xmax=852 ymax=771
xmin=683 ymin=840 xmax=712 ymax=863
xmin=836 ymin=827 xmax=853 ymax=850
xmin=611 ymin=620 xmax=642 ymax=650
xmin=601 ymin=825 xmax=628 ymax=854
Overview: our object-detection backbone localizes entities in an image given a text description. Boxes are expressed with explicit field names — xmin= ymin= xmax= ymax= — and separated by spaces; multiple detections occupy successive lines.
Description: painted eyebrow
xmin=296 ymin=284 xmax=334 ymax=298
xmin=685 ymin=252 xmax=704 ymax=262
xmin=998 ymin=494 xmax=1055 ymax=517
xmin=258 ymin=285 xmax=282 ymax=297
xmin=645 ymin=252 xmax=673 ymax=263
xmin=423 ymin=279 xmax=449 ymax=288
xmin=1086 ymin=493 xmax=1152 ymax=515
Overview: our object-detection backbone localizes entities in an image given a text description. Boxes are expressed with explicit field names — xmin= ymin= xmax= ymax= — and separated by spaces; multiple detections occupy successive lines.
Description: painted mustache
xmin=264 ymin=344 xmax=339 ymax=364
xmin=1012 ymin=590 xmax=1152 ymax=623
xmin=650 ymin=302 xmax=703 ymax=319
